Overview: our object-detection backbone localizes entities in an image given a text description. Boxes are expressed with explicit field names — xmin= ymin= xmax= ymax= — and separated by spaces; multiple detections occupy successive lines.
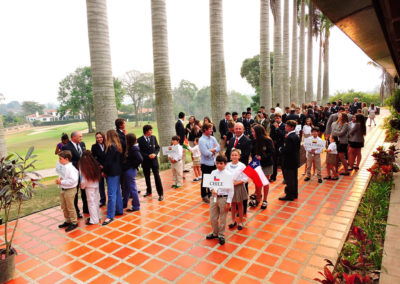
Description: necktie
xmin=147 ymin=137 xmax=150 ymax=144
xmin=77 ymin=144 xmax=82 ymax=156
xmin=234 ymin=138 xmax=239 ymax=148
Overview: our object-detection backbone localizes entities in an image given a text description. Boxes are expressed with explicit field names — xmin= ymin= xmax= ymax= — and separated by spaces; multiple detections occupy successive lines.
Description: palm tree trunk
xmin=322 ymin=27 xmax=330 ymax=104
xmin=306 ymin=1 xmax=314 ymax=103
xmin=290 ymin=0 xmax=298 ymax=105
xmin=316 ymin=31 xmax=322 ymax=104
xmin=272 ymin=0 xmax=282 ymax=106
xmin=151 ymin=0 xmax=175 ymax=161
xmin=282 ymin=0 xmax=290 ymax=107
xmin=260 ymin=0 xmax=272 ymax=111
xmin=0 ymin=115 xmax=6 ymax=158
xmin=210 ymin=0 xmax=228 ymax=138
xmin=297 ymin=0 xmax=306 ymax=104
xmin=86 ymin=0 xmax=117 ymax=133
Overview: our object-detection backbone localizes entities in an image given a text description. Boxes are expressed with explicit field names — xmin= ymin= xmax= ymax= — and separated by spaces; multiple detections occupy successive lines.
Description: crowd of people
xmin=54 ymin=97 xmax=375 ymax=246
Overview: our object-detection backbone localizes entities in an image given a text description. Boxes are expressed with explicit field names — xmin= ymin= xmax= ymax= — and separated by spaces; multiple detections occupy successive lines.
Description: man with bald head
xmin=225 ymin=122 xmax=252 ymax=214
xmin=62 ymin=131 xmax=88 ymax=218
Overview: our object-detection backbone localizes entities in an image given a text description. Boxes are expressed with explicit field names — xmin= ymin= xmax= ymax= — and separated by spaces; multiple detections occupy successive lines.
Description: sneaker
xmin=261 ymin=201 xmax=268 ymax=209
xmin=58 ymin=222 xmax=70 ymax=228
xmin=65 ymin=223 xmax=78 ymax=232
xmin=323 ymin=176 xmax=331 ymax=180
xmin=218 ymin=237 xmax=225 ymax=245
xmin=318 ymin=179 xmax=323 ymax=183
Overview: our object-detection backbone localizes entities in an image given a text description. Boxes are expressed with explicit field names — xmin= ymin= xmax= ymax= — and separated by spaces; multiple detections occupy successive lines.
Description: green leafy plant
xmin=0 ymin=147 xmax=41 ymax=257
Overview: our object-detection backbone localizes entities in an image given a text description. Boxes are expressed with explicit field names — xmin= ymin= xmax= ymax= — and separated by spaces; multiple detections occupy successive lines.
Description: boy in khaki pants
xmin=56 ymin=151 xmax=79 ymax=232
xmin=304 ymin=128 xmax=324 ymax=183
xmin=206 ymin=155 xmax=234 ymax=245
xmin=169 ymin=136 xmax=183 ymax=188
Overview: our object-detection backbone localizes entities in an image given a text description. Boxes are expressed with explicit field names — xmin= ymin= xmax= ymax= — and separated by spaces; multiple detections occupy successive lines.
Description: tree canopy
xmin=57 ymin=66 xmax=124 ymax=133
xmin=21 ymin=101 xmax=45 ymax=116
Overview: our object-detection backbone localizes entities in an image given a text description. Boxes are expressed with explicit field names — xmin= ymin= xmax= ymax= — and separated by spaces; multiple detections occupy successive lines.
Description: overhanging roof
xmin=312 ymin=0 xmax=400 ymax=78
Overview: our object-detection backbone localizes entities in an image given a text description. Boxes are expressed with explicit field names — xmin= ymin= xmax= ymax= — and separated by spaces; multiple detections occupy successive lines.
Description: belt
xmin=217 ymin=195 xmax=228 ymax=197
xmin=62 ymin=187 xmax=75 ymax=191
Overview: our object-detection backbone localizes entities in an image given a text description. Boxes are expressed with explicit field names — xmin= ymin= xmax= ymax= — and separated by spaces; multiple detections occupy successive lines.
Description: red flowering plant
xmin=0 ymin=147 xmax=41 ymax=259
xmin=367 ymin=145 xmax=399 ymax=181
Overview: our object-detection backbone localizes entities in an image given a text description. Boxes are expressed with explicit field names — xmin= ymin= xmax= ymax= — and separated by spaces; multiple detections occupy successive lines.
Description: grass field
xmin=6 ymin=121 xmax=160 ymax=171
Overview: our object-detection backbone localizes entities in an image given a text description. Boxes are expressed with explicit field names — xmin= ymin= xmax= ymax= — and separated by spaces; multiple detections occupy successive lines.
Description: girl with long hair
xmin=348 ymin=114 xmax=366 ymax=170
xmin=102 ymin=130 xmax=123 ymax=225
xmin=123 ymin=133 xmax=143 ymax=212
xmin=250 ymin=125 xmax=273 ymax=209
xmin=368 ymin=103 xmax=376 ymax=126
xmin=203 ymin=116 xmax=216 ymax=134
xmin=78 ymin=151 xmax=101 ymax=225
xmin=227 ymin=149 xmax=248 ymax=230
xmin=331 ymin=113 xmax=350 ymax=175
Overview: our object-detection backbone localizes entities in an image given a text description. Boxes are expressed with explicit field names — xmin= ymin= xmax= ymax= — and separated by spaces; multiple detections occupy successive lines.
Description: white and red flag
xmin=243 ymin=157 xmax=269 ymax=187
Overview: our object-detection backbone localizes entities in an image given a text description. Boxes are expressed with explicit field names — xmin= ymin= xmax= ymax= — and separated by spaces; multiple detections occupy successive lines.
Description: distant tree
xmin=122 ymin=70 xmax=154 ymax=126
xmin=21 ymin=101 xmax=45 ymax=116
xmin=57 ymin=66 xmax=123 ymax=133
xmin=228 ymin=91 xmax=251 ymax=113
xmin=194 ymin=87 xmax=212 ymax=119
xmin=173 ymin=80 xmax=198 ymax=116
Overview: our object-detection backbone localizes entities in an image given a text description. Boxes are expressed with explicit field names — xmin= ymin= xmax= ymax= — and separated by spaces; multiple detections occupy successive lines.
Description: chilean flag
xmin=243 ymin=157 xmax=269 ymax=187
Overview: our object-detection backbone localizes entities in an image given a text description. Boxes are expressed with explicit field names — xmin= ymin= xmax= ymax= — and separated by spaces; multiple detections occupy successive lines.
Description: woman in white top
xmin=302 ymin=118 xmax=313 ymax=139
xmin=188 ymin=138 xmax=202 ymax=181
xmin=368 ymin=103 xmax=376 ymax=126
xmin=227 ymin=149 xmax=248 ymax=230
xmin=78 ymin=151 xmax=101 ymax=225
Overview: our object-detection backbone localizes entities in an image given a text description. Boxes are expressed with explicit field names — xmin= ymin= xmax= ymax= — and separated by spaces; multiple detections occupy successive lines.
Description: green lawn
xmin=6 ymin=121 xmax=160 ymax=171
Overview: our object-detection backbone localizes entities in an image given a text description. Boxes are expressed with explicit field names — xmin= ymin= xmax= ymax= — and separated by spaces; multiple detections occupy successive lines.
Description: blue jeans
xmin=124 ymin=168 xmax=140 ymax=210
xmin=99 ymin=177 xmax=106 ymax=205
xmin=106 ymin=176 xmax=123 ymax=219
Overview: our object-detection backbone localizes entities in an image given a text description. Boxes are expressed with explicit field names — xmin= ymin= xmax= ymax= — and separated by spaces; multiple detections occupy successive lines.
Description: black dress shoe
xmin=65 ymin=223 xmax=78 ymax=232
xmin=158 ymin=196 xmax=164 ymax=201
xmin=102 ymin=219 xmax=113 ymax=226
xmin=304 ymin=177 xmax=311 ymax=181
xmin=218 ymin=237 xmax=225 ymax=245
xmin=58 ymin=222 xmax=70 ymax=228
xmin=206 ymin=233 xmax=218 ymax=239
xmin=279 ymin=195 xmax=294 ymax=201
xmin=184 ymin=169 xmax=190 ymax=173
xmin=144 ymin=193 xmax=152 ymax=197
xmin=318 ymin=179 xmax=323 ymax=183
xmin=77 ymin=214 xmax=83 ymax=219
xmin=127 ymin=208 xmax=139 ymax=212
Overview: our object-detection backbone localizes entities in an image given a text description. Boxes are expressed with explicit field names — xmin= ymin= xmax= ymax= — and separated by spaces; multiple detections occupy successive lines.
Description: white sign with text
xmin=202 ymin=173 xmax=233 ymax=190
xmin=304 ymin=137 xmax=326 ymax=150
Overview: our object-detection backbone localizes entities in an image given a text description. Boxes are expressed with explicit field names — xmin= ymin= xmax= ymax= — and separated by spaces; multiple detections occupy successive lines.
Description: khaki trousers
xmin=182 ymin=148 xmax=186 ymax=172
xmin=172 ymin=160 xmax=183 ymax=186
xmin=60 ymin=188 xmax=77 ymax=224
xmin=210 ymin=196 xmax=228 ymax=237
xmin=306 ymin=153 xmax=322 ymax=178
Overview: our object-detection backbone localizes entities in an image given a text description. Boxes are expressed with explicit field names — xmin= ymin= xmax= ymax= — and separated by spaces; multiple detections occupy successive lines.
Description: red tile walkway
xmin=2 ymin=110 xmax=388 ymax=283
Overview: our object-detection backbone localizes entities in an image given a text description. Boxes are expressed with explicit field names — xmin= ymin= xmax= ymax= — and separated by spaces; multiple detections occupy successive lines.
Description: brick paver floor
xmin=2 ymin=110 xmax=388 ymax=283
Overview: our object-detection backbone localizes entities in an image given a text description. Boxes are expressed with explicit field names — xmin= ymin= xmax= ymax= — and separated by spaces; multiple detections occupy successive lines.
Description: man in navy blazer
xmin=138 ymin=124 xmax=164 ymax=201
xmin=62 ymin=131 xmax=88 ymax=217
xmin=175 ymin=112 xmax=188 ymax=172
xmin=269 ymin=113 xmax=286 ymax=181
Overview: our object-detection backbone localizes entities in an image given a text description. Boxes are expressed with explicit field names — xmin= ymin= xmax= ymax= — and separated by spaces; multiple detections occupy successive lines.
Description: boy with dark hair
xmin=56 ymin=150 xmax=80 ymax=232
xmin=232 ymin=112 xmax=238 ymax=122
xmin=304 ymin=127 xmax=323 ymax=183
xmin=206 ymin=155 xmax=233 ymax=245
xmin=169 ymin=136 xmax=183 ymax=188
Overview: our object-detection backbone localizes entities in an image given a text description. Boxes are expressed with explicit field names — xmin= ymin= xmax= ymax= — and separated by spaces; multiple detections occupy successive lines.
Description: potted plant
xmin=0 ymin=147 xmax=40 ymax=283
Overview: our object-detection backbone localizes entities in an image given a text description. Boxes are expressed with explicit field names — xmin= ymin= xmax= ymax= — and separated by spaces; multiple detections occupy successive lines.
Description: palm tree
xmin=322 ymin=16 xmax=333 ymax=105
xmin=86 ymin=0 xmax=118 ymax=133
xmin=151 ymin=0 xmax=175 ymax=158
xmin=210 ymin=0 xmax=228 ymax=137
xmin=282 ymin=0 xmax=290 ymax=107
xmin=316 ymin=28 xmax=323 ymax=104
xmin=260 ymin=0 xmax=272 ymax=110
xmin=306 ymin=1 xmax=314 ymax=103
xmin=368 ymin=61 xmax=394 ymax=104
xmin=0 ymin=94 xmax=6 ymax=158
xmin=297 ymin=0 xmax=306 ymax=104
xmin=271 ymin=0 xmax=282 ymax=106
xmin=290 ymin=0 xmax=298 ymax=105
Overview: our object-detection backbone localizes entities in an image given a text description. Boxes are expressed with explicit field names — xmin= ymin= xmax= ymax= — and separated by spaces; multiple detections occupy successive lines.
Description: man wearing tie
xmin=175 ymin=112 xmax=188 ymax=173
xmin=62 ymin=131 xmax=87 ymax=218
xmin=270 ymin=114 xmax=286 ymax=182
xmin=138 ymin=125 xmax=164 ymax=201
xmin=243 ymin=112 xmax=254 ymax=139
xmin=218 ymin=112 xmax=231 ymax=152
xmin=350 ymin=97 xmax=361 ymax=114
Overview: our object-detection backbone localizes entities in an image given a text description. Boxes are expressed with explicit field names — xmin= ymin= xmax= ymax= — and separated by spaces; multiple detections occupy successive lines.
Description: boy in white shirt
xmin=56 ymin=151 xmax=79 ymax=232
xmin=304 ymin=128 xmax=324 ymax=183
xmin=169 ymin=136 xmax=183 ymax=188
xmin=206 ymin=155 xmax=234 ymax=245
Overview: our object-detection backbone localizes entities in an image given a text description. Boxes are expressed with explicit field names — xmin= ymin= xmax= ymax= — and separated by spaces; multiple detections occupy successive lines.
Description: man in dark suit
xmin=138 ymin=124 xmax=164 ymax=201
xmin=237 ymin=112 xmax=246 ymax=123
xmin=62 ymin=131 xmax=88 ymax=217
xmin=350 ymin=98 xmax=362 ymax=114
xmin=282 ymin=107 xmax=291 ymax=123
xmin=218 ymin=112 xmax=231 ymax=152
xmin=286 ymin=109 xmax=300 ymax=123
xmin=279 ymin=120 xmax=300 ymax=201
xmin=243 ymin=112 xmax=254 ymax=139
xmin=269 ymin=113 xmax=286 ymax=182
xmin=175 ymin=112 xmax=188 ymax=173
xmin=225 ymin=122 xmax=252 ymax=214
